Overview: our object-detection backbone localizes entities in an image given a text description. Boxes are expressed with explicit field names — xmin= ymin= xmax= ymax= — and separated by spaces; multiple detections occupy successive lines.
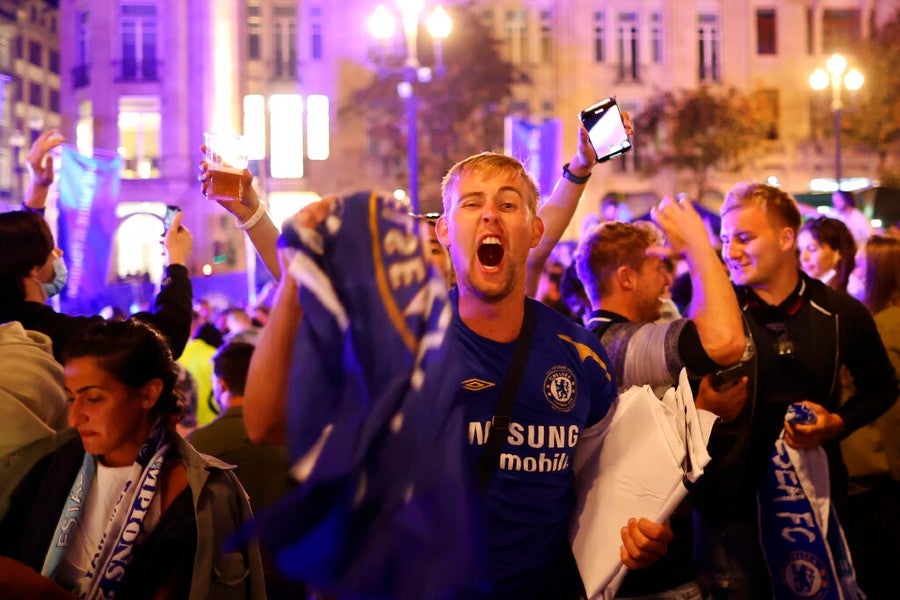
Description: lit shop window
xmin=269 ymin=94 xmax=303 ymax=179
xmin=118 ymin=96 xmax=160 ymax=179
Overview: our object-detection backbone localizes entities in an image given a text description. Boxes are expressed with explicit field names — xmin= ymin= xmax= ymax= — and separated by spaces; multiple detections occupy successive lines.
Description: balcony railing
xmin=114 ymin=58 xmax=162 ymax=83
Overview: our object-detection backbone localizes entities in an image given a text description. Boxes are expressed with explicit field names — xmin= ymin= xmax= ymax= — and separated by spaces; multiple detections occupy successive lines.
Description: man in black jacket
xmin=692 ymin=182 xmax=898 ymax=599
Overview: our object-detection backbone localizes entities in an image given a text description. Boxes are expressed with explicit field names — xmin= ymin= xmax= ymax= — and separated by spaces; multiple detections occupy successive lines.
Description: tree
xmin=633 ymin=86 xmax=769 ymax=198
xmin=348 ymin=2 xmax=528 ymax=213
xmin=842 ymin=11 xmax=900 ymax=185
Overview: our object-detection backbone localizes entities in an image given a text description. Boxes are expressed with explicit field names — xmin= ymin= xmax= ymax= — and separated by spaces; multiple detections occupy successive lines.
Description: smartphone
xmin=579 ymin=97 xmax=632 ymax=163
xmin=163 ymin=205 xmax=181 ymax=234
xmin=711 ymin=362 xmax=745 ymax=390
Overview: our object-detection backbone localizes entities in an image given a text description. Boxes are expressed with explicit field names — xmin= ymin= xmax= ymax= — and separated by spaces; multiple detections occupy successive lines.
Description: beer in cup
xmin=204 ymin=132 xmax=249 ymax=202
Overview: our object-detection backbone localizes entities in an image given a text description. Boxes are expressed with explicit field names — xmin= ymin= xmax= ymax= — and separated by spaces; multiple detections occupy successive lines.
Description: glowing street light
xmin=809 ymin=53 xmax=864 ymax=189
xmin=368 ymin=2 xmax=452 ymax=214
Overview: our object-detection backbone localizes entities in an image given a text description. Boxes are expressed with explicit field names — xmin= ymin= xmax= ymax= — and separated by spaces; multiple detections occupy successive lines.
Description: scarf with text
xmin=41 ymin=422 xmax=170 ymax=599
xmin=758 ymin=428 xmax=863 ymax=599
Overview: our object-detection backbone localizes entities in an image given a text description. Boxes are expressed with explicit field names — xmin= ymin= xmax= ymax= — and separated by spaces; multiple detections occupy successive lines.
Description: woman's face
xmin=65 ymin=356 xmax=156 ymax=467
xmin=798 ymin=230 xmax=841 ymax=280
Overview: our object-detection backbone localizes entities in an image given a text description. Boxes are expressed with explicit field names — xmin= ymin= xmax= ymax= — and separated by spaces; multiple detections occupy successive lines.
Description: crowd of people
xmin=0 ymin=116 xmax=897 ymax=600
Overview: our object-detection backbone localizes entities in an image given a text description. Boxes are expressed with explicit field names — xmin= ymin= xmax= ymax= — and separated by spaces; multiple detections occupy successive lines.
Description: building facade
xmin=55 ymin=0 xmax=897 ymax=279
xmin=0 ymin=0 xmax=61 ymax=210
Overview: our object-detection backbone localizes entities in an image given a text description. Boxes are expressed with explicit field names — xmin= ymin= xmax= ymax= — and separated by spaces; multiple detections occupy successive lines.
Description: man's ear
xmin=435 ymin=215 xmax=450 ymax=247
xmin=140 ymin=378 xmax=163 ymax=410
xmin=530 ymin=216 xmax=545 ymax=249
xmin=780 ymin=227 xmax=796 ymax=252
xmin=615 ymin=265 xmax=635 ymax=290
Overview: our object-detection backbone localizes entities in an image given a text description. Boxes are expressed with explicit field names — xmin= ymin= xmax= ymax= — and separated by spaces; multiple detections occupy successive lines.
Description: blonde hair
xmin=721 ymin=182 xmax=801 ymax=232
xmin=440 ymin=152 xmax=540 ymax=217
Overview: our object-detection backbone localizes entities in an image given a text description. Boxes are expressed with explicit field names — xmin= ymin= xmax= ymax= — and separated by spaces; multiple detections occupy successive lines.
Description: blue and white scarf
xmin=758 ymin=408 xmax=864 ymax=599
xmin=41 ymin=422 xmax=170 ymax=599
xmin=242 ymin=191 xmax=489 ymax=599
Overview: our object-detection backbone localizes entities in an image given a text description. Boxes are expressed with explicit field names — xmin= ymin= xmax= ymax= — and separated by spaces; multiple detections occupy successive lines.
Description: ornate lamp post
xmin=368 ymin=1 xmax=452 ymax=214
xmin=809 ymin=53 xmax=864 ymax=190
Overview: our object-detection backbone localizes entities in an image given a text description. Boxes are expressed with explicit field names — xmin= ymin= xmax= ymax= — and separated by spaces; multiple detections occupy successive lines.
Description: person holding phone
xmin=525 ymin=99 xmax=634 ymax=297
xmin=0 ymin=131 xmax=194 ymax=361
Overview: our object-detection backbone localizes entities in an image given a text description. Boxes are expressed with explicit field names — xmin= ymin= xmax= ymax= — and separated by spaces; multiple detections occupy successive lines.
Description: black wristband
xmin=562 ymin=162 xmax=591 ymax=184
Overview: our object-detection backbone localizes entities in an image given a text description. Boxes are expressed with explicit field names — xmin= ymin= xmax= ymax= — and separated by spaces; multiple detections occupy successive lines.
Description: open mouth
xmin=477 ymin=236 xmax=504 ymax=270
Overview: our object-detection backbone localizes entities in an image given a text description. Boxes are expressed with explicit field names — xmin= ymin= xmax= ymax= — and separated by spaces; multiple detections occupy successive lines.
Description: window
xmin=504 ymin=9 xmax=527 ymax=64
xmin=698 ymin=13 xmax=720 ymax=81
xmin=49 ymin=49 xmax=60 ymax=74
xmin=806 ymin=9 xmax=814 ymax=55
xmin=28 ymin=40 xmax=42 ymax=66
xmin=310 ymin=5 xmax=323 ymax=61
xmin=49 ymin=89 xmax=60 ymax=113
xmin=273 ymin=4 xmax=297 ymax=79
xmin=74 ymin=10 xmax=90 ymax=88
xmin=120 ymin=3 xmax=158 ymax=81
xmin=118 ymin=96 xmax=161 ymax=179
xmin=247 ymin=2 xmax=262 ymax=60
xmin=823 ymin=9 xmax=860 ymax=53
xmin=754 ymin=89 xmax=780 ymax=140
xmin=617 ymin=12 xmax=639 ymax=81
xmin=306 ymin=95 xmax=329 ymax=160
xmin=29 ymin=82 xmax=42 ymax=108
xmin=756 ymin=9 xmax=776 ymax=55
xmin=243 ymin=94 xmax=266 ymax=160
xmin=539 ymin=10 xmax=553 ymax=64
xmin=269 ymin=94 xmax=303 ymax=178
xmin=14 ymin=35 xmax=21 ymax=59
xmin=594 ymin=11 xmax=605 ymax=62
xmin=651 ymin=13 xmax=662 ymax=64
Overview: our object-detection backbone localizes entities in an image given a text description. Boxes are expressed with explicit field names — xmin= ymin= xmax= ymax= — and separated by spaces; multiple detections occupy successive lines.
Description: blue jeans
xmin=693 ymin=513 xmax=772 ymax=599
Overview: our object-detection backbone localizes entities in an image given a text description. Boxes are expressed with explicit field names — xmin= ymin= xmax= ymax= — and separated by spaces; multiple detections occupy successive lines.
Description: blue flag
xmin=56 ymin=145 xmax=122 ymax=314
xmin=243 ymin=192 xmax=489 ymax=599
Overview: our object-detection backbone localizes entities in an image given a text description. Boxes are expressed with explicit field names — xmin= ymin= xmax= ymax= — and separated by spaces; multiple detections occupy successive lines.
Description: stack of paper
xmin=569 ymin=369 xmax=715 ymax=599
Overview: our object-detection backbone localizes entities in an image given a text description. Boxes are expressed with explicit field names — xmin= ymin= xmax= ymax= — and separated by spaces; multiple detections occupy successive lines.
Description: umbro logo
xmin=461 ymin=378 xmax=496 ymax=392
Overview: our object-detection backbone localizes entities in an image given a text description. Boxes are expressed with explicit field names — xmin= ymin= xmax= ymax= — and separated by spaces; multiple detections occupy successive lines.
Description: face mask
xmin=41 ymin=255 xmax=68 ymax=299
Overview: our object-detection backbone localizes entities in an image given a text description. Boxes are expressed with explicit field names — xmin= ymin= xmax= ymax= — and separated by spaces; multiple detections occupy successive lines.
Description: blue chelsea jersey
xmin=450 ymin=289 xmax=617 ymax=593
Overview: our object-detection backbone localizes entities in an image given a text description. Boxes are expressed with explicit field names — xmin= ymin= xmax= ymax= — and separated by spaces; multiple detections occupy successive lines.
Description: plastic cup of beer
xmin=203 ymin=132 xmax=249 ymax=202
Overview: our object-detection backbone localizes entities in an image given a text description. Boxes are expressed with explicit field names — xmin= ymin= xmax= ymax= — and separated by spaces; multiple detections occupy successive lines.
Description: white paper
xmin=569 ymin=369 xmax=713 ymax=599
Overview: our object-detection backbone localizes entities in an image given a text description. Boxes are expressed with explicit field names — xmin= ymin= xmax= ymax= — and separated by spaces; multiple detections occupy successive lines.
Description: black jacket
xmin=0 ymin=264 xmax=192 ymax=360
xmin=691 ymin=273 xmax=899 ymax=527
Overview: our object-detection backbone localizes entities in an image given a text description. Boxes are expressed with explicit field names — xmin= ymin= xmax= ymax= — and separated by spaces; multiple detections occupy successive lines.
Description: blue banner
xmin=56 ymin=145 xmax=122 ymax=313
xmin=504 ymin=116 xmax=562 ymax=200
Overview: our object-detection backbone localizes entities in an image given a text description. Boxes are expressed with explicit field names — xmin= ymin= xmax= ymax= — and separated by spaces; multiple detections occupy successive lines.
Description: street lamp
xmin=368 ymin=1 xmax=452 ymax=214
xmin=9 ymin=130 xmax=25 ymax=201
xmin=809 ymin=53 xmax=864 ymax=190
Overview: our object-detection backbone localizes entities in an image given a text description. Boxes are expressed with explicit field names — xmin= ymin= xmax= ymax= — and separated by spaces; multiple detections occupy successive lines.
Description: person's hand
xmin=567 ymin=124 xmax=597 ymax=176
xmin=163 ymin=210 xmax=193 ymax=266
xmin=784 ymin=401 xmax=844 ymax=449
xmin=286 ymin=194 xmax=340 ymax=232
xmin=620 ymin=517 xmax=674 ymax=570
xmin=695 ymin=373 xmax=748 ymax=423
xmin=650 ymin=195 xmax=710 ymax=257
xmin=198 ymin=145 xmax=259 ymax=223
xmin=27 ymin=129 xmax=65 ymax=187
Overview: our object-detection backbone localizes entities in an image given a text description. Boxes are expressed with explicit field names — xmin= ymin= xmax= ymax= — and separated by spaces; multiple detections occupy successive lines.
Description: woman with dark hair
xmin=797 ymin=216 xmax=857 ymax=292
xmin=0 ymin=208 xmax=193 ymax=361
xmin=0 ymin=320 xmax=265 ymax=599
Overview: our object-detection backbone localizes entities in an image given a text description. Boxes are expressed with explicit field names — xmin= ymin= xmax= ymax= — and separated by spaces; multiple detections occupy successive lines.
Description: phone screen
xmin=163 ymin=206 xmax=181 ymax=234
xmin=580 ymin=99 xmax=632 ymax=163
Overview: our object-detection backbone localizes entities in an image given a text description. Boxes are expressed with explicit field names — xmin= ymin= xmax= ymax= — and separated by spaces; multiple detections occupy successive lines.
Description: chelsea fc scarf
xmin=41 ymin=422 xmax=170 ymax=599
xmin=241 ymin=192 xmax=489 ymax=599
xmin=758 ymin=432 xmax=864 ymax=599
